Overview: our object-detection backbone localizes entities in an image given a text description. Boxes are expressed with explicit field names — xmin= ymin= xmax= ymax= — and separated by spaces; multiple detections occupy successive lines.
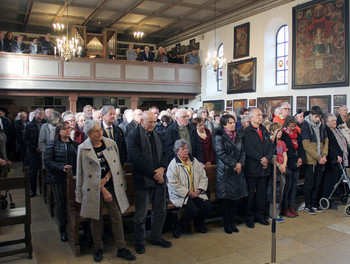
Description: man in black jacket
xmin=23 ymin=108 xmax=46 ymax=197
xmin=243 ymin=108 xmax=273 ymax=228
xmin=0 ymin=31 xmax=11 ymax=52
xmin=127 ymin=111 xmax=171 ymax=254
xmin=164 ymin=108 xmax=203 ymax=163
xmin=100 ymin=106 xmax=127 ymax=165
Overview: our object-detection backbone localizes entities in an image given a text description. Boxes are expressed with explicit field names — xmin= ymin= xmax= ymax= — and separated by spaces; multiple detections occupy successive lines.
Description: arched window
xmin=217 ymin=43 xmax=224 ymax=91
xmin=276 ymin=25 xmax=288 ymax=85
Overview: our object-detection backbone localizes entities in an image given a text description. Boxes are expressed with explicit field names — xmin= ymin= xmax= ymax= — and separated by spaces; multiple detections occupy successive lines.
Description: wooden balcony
xmin=0 ymin=53 xmax=201 ymax=94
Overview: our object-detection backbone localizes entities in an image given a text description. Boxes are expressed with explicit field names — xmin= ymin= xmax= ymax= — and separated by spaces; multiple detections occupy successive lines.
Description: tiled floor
xmin=2 ymin=163 xmax=350 ymax=264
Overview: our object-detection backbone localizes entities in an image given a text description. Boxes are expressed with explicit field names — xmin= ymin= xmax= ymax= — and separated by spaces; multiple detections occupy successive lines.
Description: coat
xmin=213 ymin=128 xmax=248 ymax=200
xmin=338 ymin=123 xmax=350 ymax=148
xmin=164 ymin=121 xmax=203 ymax=163
xmin=23 ymin=118 xmax=46 ymax=152
xmin=199 ymin=128 xmax=214 ymax=164
xmin=167 ymin=155 xmax=208 ymax=207
xmin=44 ymin=138 xmax=78 ymax=184
xmin=74 ymin=125 xmax=85 ymax=144
xmin=242 ymin=123 xmax=273 ymax=177
xmin=38 ymin=123 xmax=56 ymax=168
xmin=281 ymin=130 xmax=305 ymax=171
xmin=325 ymin=126 xmax=349 ymax=168
xmin=75 ymin=137 xmax=129 ymax=220
xmin=142 ymin=51 xmax=155 ymax=62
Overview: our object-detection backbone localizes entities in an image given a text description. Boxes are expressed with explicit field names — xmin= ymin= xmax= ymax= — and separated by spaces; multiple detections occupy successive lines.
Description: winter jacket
xmin=301 ymin=116 xmax=328 ymax=165
xmin=281 ymin=129 xmax=305 ymax=171
xmin=325 ymin=125 xmax=349 ymax=168
xmin=44 ymin=138 xmax=78 ymax=184
xmin=76 ymin=137 xmax=129 ymax=220
xmin=39 ymin=123 xmax=56 ymax=168
xmin=167 ymin=155 xmax=208 ymax=207
xmin=23 ymin=118 xmax=46 ymax=152
xmin=165 ymin=121 xmax=203 ymax=163
xmin=213 ymin=128 xmax=248 ymax=200
xmin=242 ymin=123 xmax=273 ymax=177
xmin=199 ymin=128 xmax=214 ymax=164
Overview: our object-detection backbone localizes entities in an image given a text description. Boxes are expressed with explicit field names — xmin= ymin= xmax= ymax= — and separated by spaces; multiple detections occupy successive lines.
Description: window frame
xmin=276 ymin=24 xmax=289 ymax=85
xmin=217 ymin=43 xmax=224 ymax=91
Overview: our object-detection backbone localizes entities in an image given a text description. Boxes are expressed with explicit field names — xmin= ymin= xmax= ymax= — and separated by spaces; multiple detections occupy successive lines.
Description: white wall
xmin=170 ymin=0 xmax=349 ymax=113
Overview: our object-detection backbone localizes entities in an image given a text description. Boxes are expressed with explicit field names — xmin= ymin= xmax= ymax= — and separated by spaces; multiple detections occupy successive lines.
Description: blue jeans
xmin=134 ymin=185 xmax=166 ymax=245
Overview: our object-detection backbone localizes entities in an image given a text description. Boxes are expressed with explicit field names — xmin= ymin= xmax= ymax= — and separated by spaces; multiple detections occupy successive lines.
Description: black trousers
xmin=28 ymin=150 xmax=40 ymax=193
xmin=322 ymin=164 xmax=342 ymax=199
xmin=179 ymin=197 xmax=212 ymax=230
xmin=246 ymin=176 xmax=268 ymax=222
xmin=304 ymin=164 xmax=323 ymax=207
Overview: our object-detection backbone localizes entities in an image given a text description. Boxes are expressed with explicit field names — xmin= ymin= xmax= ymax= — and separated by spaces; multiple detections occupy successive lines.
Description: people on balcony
xmin=41 ymin=33 xmax=54 ymax=55
xmin=29 ymin=37 xmax=41 ymax=54
xmin=12 ymin=35 xmax=26 ymax=53
xmin=0 ymin=31 xmax=11 ymax=52
xmin=142 ymin=46 xmax=154 ymax=62
xmin=126 ymin=43 xmax=137 ymax=61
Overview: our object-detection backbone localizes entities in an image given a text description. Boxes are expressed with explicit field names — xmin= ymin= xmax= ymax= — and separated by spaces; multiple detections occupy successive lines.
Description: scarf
xmin=332 ymin=128 xmax=349 ymax=167
xmin=224 ymin=128 xmax=236 ymax=142
xmin=283 ymin=127 xmax=298 ymax=149
xmin=197 ymin=129 xmax=207 ymax=140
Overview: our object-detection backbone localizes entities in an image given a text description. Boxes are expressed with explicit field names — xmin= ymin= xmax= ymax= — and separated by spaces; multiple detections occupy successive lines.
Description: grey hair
xmin=47 ymin=111 xmax=62 ymax=125
xmin=281 ymin=102 xmax=290 ymax=108
xmin=63 ymin=114 xmax=75 ymax=121
xmin=340 ymin=105 xmax=348 ymax=110
xmin=101 ymin=105 xmax=115 ymax=116
xmin=242 ymin=115 xmax=250 ymax=123
xmin=34 ymin=108 xmax=44 ymax=116
xmin=197 ymin=106 xmax=209 ymax=117
xmin=83 ymin=105 xmax=92 ymax=113
xmin=92 ymin=110 xmax=102 ymax=119
xmin=75 ymin=112 xmax=85 ymax=121
xmin=15 ymin=111 xmax=26 ymax=121
xmin=84 ymin=119 xmax=100 ymax=134
xmin=62 ymin=110 xmax=73 ymax=119
xmin=248 ymin=107 xmax=259 ymax=118
xmin=175 ymin=108 xmax=188 ymax=118
xmin=324 ymin=113 xmax=336 ymax=123
xmin=173 ymin=139 xmax=189 ymax=154
xmin=274 ymin=107 xmax=281 ymax=115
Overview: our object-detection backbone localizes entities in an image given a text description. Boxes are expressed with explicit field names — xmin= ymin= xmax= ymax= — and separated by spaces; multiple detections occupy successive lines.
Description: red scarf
xmin=283 ymin=127 xmax=298 ymax=149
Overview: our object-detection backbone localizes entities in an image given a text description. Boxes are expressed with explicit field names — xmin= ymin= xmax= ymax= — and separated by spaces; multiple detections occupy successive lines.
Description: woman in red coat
xmin=74 ymin=112 xmax=86 ymax=144
xmin=192 ymin=117 xmax=214 ymax=166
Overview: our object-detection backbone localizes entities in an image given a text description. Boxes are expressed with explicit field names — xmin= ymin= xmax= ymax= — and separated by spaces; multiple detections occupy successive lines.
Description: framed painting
xmin=292 ymin=0 xmax=349 ymax=89
xmin=227 ymin=58 xmax=256 ymax=94
xmin=333 ymin=107 xmax=340 ymax=115
xmin=233 ymin=99 xmax=247 ymax=116
xmin=203 ymin=100 xmax=224 ymax=112
xmin=44 ymin=97 xmax=53 ymax=105
xmin=175 ymin=43 xmax=181 ymax=54
xmin=195 ymin=42 xmax=200 ymax=50
xmin=189 ymin=38 xmax=195 ymax=48
xmin=234 ymin=22 xmax=250 ymax=59
xmin=226 ymin=100 xmax=233 ymax=108
xmin=309 ymin=95 xmax=331 ymax=113
xmin=257 ymin=96 xmax=293 ymax=117
xmin=248 ymin=99 xmax=256 ymax=107
xmin=333 ymin=94 xmax=346 ymax=106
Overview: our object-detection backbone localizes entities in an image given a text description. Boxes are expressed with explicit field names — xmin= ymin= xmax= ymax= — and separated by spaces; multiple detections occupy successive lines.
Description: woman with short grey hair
xmin=198 ymin=106 xmax=214 ymax=133
xmin=63 ymin=113 xmax=76 ymax=140
xmin=167 ymin=139 xmax=212 ymax=238
xmin=126 ymin=43 xmax=137 ymax=61
xmin=74 ymin=112 xmax=86 ymax=144
xmin=76 ymin=120 xmax=136 ymax=262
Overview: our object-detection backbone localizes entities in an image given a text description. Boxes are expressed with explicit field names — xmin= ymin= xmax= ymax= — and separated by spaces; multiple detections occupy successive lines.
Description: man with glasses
xmin=165 ymin=108 xmax=203 ymax=163
xmin=273 ymin=102 xmax=291 ymax=125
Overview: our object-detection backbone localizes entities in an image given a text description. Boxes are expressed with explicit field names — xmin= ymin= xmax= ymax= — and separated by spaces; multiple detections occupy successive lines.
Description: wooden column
xmin=130 ymin=95 xmax=139 ymax=110
xmin=69 ymin=92 xmax=78 ymax=113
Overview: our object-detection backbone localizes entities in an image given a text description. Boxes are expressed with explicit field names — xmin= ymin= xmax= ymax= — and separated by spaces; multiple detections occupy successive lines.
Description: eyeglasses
xmin=179 ymin=115 xmax=189 ymax=119
xmin=62 ymin=127 xmax=72 ymax=131
xmin=282 ymin=108 xmax=291 ymax=111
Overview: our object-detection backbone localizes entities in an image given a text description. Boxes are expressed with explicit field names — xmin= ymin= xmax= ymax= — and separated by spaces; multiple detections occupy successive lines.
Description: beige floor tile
xmin=198 ymin=251 xmax=257 ymax=264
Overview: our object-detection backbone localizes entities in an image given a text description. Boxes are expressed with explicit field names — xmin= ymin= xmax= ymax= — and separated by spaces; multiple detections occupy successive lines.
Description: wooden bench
xmin=0 ymin=168 xmax=33 ymax=259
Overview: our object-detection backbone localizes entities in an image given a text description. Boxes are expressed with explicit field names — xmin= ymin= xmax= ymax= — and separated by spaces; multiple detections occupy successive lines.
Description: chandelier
xmin=133 ymin=31 xmax=144 ymax=40
xmin=205 ymin=0 xmax=226 ymax=72
xmin=54 ymin=1 xmax=81 ymax=61
xmin=52 ymin=23 xmax=64 ymax=33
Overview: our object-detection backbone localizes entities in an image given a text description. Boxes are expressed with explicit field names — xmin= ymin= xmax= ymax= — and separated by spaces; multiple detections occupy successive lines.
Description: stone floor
xmin=2 ymin=163 xmax=350 ymax=263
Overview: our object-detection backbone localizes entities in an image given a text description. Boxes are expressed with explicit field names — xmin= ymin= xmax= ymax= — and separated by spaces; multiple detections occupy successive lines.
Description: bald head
xmin=141 ymin=111 xmax=156 ymax=132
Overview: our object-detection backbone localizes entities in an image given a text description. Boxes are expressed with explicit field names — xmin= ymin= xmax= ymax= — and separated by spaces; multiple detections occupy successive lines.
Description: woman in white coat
xmin=75 ymin=119 xmax=136 ymax=262
xmin=167 ymin=139 xmax=212 ymax=238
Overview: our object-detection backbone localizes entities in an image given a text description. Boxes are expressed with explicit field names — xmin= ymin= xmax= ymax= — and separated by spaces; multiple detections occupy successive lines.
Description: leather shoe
xmin=173 ymin=225 xmax=182 ymax=238
xmin=135 ymin=244 xmax=145 ymax=254
xmin=93 ymin=248 xmax=103 ymax=262
xmin=256 ymin=218 xmax=270 ymax=226
xmin=246 ymin=221 xmax=254 ymax=228
xmin=117 ymin=248 xmax=136 ymax=261
xmin=60 ymin=231 xmax=67 ymax=242
xmin=195 ymin=225 xmax=208 ymax=233
xmin=150 ymin=238 xmax=172 ymax=248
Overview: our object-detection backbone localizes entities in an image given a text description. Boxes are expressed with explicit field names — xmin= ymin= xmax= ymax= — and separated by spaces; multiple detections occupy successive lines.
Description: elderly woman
xmin=44 ymin=122 xmax=78 ymax=242
xmin=213 ymin=114 xmax=248 ymax=234
xmin=198 ymin=106 xmax=214 ymax=133
xmin=63 ymin=113 xmax=76 ymax=141
xmin=167 ymin=139 xmax=212 ymax=238
xmin=322 ymin=113 xmax=349 ymax=210
xmin=75 ymin=120 xmax=136 ymax=262
xmin=339 ymin=113 xmax=350 ymax=148
xmin=191 ymin=117 xmax=214 ymax=166
xmin=74 ymin=112 xmax=86 ymax=144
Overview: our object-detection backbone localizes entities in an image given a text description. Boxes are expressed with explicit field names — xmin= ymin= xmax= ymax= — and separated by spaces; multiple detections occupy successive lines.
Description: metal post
xmin=271 ymin=155 xmax=277 ymax=263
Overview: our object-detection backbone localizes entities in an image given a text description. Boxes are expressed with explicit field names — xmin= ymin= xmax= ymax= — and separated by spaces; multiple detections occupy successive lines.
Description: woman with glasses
xmin=44 ymin=122 xmax=78 ymax=242
xmin=63 ymin=113 xmax=76 ymax=140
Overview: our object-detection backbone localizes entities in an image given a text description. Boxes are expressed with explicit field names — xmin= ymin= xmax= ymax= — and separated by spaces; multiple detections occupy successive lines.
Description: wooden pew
xmin=0 ymin=168 xmax=33 ymax=259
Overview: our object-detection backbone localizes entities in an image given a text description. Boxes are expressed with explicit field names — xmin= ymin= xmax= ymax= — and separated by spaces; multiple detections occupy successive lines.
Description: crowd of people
xmin=1 ymin=102 xmax=350 ymax=262
xmin=0 ymin=30 xmax=200 ymax=65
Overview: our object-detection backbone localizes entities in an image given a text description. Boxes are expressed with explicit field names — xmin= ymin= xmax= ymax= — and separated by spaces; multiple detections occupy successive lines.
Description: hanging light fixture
xmin=133 ymin=31 xmax=144 ymax=41
xmin=205 ymin=0 xmax=226 ymax=72
xmin=54 ymin=0 xmax=82 ymax=61
xmin=52 ymin=23 xmax=64 ymax=33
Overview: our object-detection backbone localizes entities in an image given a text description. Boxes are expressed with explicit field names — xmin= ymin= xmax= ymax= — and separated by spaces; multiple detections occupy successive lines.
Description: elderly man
xmin=0 ymin=31 xmax=11 ymax=52
xmin=273 ymin=102 xmax=291 ymax=125
xmin=165 ymin=108 xmax=203 ymax=163
xmin=12 ymin=35 xmax=26 ymax=53
xmin=127 ymin=111 xmax=171 ymax=254
xmin=126 ymin=43 xmax=137 ymax=61
xmin=93 ymin=110 xmax=103 ymax=122
xmin=242 ymin=108 xmax=273 ymax=228
xmin=149 ymin=106 xmax=160 ymax=122
xmin=142 ymin=46 xmax=154 ymax=62
xmin=41 ymin=33 xmax=54 ymax=55
xmin=23 ymin=108 xmax=46 ymax=197
xmin=44 ymin=108 xmax=54 ymax=119
xmin=337 ymin=105 xmax=348 ymax=126
xmin=83 ymin=105 xmax=93 ymax=120
xmin=101 ymin=106 xmax=127 ymax=165
xmin=125 ymin=109 xmax=142 ymax=140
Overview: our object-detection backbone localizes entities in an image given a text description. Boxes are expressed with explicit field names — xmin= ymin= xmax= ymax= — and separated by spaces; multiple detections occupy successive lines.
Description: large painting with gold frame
xmin=292 ymin=0 xmax=349 ymax=89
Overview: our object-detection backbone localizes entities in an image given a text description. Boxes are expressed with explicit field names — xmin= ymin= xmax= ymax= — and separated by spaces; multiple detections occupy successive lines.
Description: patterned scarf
xmin=224 ymin=128 xmax=236 ymax=142
xmin=283 ymin=127 xmax=298 ymax=149
xmin=197 ymin=129 xmax=207 ymax=140
xmin=332 ymin=128 xmax=349 ymax=167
